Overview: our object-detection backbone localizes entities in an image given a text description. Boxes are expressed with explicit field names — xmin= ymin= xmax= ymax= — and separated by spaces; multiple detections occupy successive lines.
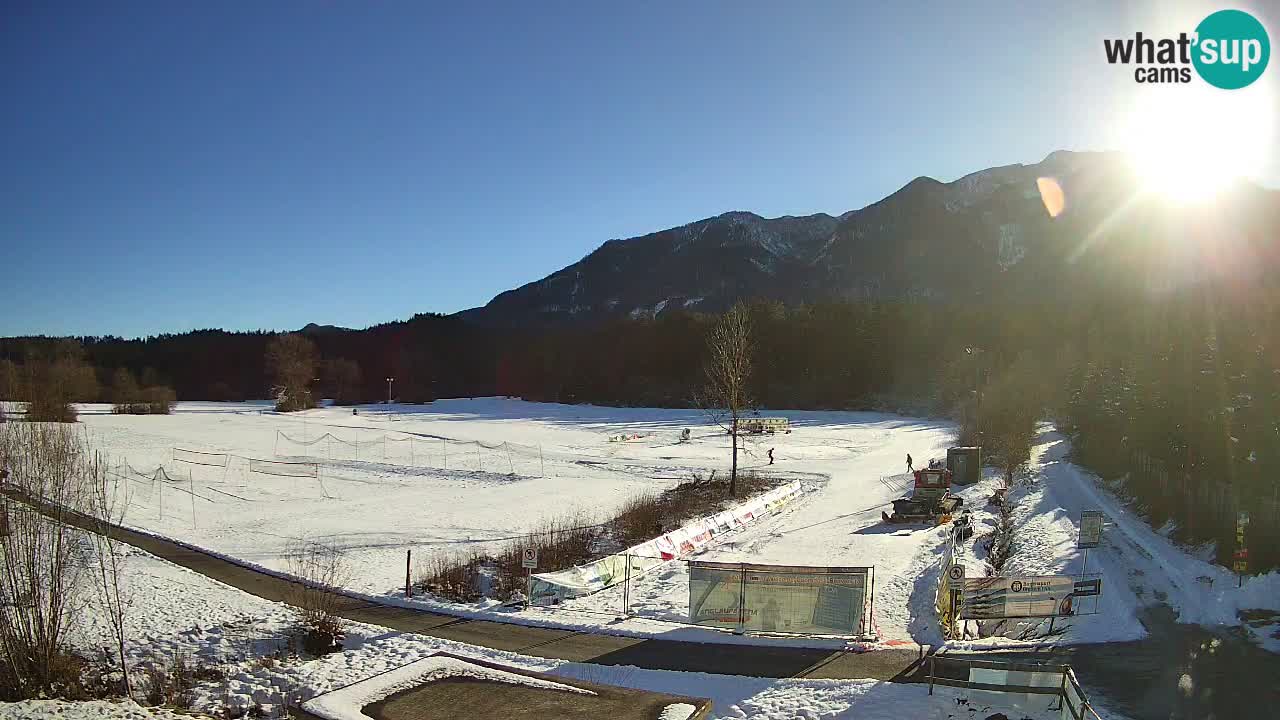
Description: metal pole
xmin=621 ymin=553 xmax=631 ymax=618
xmin=736 ymin=563 xmax=746 ymax=635
xmin=406 ymin=549 xmax=412 ymax=598
xmin=867 ymin=567 xmax=875 ymax=639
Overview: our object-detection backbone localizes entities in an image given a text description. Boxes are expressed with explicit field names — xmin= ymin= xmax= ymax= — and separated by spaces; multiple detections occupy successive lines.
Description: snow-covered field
xmin=73 ymin=399 xmax=1280 ymax=652
xmin=49 ymin=540 xmax=1069 ymax=720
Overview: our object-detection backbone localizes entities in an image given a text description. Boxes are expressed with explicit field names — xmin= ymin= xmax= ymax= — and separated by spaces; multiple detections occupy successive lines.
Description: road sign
xmin=1234 ymin=559 xmax=1248 ymax=573
xmin=948 ymin=564 xmax=966 ymax=582
xmin=1078 ymin=510 xmax=1105 ymax=549
xmin=1073 ymin=578 xmax=1102 ymax=597
xmin=521 ymin=548 xmax=538 ymax=569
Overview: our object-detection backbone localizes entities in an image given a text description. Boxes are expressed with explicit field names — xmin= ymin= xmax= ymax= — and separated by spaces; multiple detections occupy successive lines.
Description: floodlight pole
xmin=386 ymin=377 xmax=394 ymax=405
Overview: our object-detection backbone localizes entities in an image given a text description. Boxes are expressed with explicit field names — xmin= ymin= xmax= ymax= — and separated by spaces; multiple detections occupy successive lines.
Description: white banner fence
xmin=529 ymin=481 xmax=806 ymax=606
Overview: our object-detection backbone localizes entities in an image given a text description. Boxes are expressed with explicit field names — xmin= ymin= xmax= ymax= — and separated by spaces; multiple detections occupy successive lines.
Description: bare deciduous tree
xmin=266 ymin=334 xmax=318 ymax=412
xmin=0 ymin=423 xmax=94 ymax=697
xmin=697 ymin=303 xmax=754 ymax=497
xmin=84 ymin=449 xmax=133 ymax=698
xmin=283 ymin=540 xmax=349 ymax=655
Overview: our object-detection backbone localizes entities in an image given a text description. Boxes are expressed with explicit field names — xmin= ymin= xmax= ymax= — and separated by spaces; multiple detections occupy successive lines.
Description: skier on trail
xmin=906 ymin=453 xmax=914 ymax=472
xmin=768 ymin=448 xmax=775 ymax=465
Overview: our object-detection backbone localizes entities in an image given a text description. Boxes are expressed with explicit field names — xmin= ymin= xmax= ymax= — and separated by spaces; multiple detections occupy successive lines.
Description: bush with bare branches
xmin=283 ymin=540 xmax=349 ymax=655
xmin=0 ymin=423 xmax=98 ymax=698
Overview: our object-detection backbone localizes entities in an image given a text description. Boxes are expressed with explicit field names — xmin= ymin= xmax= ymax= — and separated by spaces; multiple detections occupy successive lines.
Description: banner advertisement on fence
xmin=960 ymin=575 xmax=1076 ymax=619
xmin=689 ymin=561 xmax=870 ymax=635
xmin=528 ymin=480 xmax=804 ymax=604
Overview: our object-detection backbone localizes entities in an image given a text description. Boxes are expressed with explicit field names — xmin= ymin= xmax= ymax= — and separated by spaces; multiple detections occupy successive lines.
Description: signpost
xmin=1078 ymin=510 xmax=1105 ymax=577
xmin=960 ymin=575 xmax=1076 ymax=619
xmin=522 ymin=548 xmax=538 ymax=603
xmin=948 ymin=563 xmax=965 ymax=638
xmin=1073 ymin=578 xmax=1102 ymax=597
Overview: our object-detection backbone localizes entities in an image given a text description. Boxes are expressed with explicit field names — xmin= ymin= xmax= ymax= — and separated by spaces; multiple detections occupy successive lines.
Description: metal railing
xmin=925 ymin=655 xmax=1103 ymax=719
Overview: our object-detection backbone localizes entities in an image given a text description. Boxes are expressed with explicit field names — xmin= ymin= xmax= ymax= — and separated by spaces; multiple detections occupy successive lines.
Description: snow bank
xmin=302 ymin=655 xmax=591 ymax=720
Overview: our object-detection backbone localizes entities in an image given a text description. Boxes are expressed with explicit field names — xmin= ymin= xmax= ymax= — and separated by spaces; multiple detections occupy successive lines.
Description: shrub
xmin=283 ymin=540 xmax=349 ymax=655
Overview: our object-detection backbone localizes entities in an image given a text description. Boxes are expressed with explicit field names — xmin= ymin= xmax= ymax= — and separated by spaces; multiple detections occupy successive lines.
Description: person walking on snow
xmin=768 ymin=448 xmax=775 ymax=465
xmin=906 ymin=453 xmax=914 ymax=472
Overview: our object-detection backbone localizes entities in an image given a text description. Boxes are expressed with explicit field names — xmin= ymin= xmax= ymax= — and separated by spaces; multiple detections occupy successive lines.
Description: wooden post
xmin=406 ymin=549 xmax=412 ymax=598
xmin=929 ymin=656 xmax=935 ymax=695
xmin=442 ymin=438 xmax=447 ymax=469
xmin=189 ymin=469 xmax=197 ymax=529
xmin=505 ymin=444 xmax=514 ymax=475
xmin=476 ymin=444 xmax=482 ymax=472
xmin=538 ymin=444 xmax=545 ymax=477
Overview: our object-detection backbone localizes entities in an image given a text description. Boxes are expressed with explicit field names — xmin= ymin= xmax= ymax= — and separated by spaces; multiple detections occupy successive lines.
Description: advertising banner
xmin=960 ymin=575 xmax=1076 ymax=619
xmin=689 ymin=561 xmax=869 ymax=635
xmin=529 ymin=481 xmax=804 ymax=604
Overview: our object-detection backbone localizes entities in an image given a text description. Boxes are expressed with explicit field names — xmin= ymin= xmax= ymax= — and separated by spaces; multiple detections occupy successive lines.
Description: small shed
xmin=947 ymin=446 xmax=982 ymax=485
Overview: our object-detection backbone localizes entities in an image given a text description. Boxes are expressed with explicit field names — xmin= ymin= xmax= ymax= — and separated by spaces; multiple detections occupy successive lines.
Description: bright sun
xmin=1122 ymin=84 xmax=1274 ymax=203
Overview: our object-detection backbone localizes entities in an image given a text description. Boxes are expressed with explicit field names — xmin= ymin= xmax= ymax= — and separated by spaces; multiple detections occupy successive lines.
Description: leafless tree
xmin=266 ymin=334 xmax=318 ymax=412
xmin=84 ymin=443 xmax=133 ymax=698
xmin=697 ymin=303 xmax=754 ymax=496
xmin=283 ymin=539 xmax=349 ymax=655
xmin=0 ymin=423 xmax=94 ymax=697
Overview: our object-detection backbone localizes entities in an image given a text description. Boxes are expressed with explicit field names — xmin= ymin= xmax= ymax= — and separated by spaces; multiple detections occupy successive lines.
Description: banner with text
xmin=689 ymin=562 xmax=870 ymax=636
xmin=960 ymin=575 xmax=1076 ymax=619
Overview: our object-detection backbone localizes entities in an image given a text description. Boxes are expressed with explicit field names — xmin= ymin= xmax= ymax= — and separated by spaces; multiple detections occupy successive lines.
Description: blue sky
xmin=2 ymin=1 xmax=1276 ymax=337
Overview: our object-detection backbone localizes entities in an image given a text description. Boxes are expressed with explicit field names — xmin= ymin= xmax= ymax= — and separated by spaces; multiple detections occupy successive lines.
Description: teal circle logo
xmin=1193 ymin=9 xmax=1270 ymax=89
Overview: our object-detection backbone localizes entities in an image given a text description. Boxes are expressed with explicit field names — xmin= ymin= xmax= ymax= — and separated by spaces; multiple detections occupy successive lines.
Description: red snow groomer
xmin=882 ymin=467 xmax=963 ymax=524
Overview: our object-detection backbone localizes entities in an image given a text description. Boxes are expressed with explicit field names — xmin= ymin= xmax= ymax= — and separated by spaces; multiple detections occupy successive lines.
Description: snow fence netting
xmin=529 ymin=480 xmax=805 ymax=604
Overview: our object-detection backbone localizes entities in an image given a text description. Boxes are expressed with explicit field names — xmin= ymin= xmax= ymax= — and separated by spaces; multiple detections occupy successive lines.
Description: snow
xmin=70 ymin=399 xmax=1280 ymax=655
xmin=0 ymin=700 xmax=207 ymax=719
xmin=658 ymin=702 xmax=697 ymax=720
xmin=302 ymin=655 xmax=591 ymax=720
xmin=69 ymin=544 xmax=295 ymax=669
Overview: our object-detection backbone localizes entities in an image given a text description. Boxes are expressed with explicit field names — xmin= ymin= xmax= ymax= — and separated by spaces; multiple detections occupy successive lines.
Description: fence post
xmin=505 ymin=444 xmax=514 ymax=475
xmin=928 ymin=656 xmax=935 ymax=695
xmin=735 ymin=563 xmax=746 ymax=635
xmin=274 ymin=430 xmax=279 ymax=457
xmin=866 ymin=566 xmax=875 ymax=638
xmin=477 ymin=445 xmax=482 ymax=472
xmin=406 ymin=549 xmax=412 ymax=598
xmin=442 ymin=438 xmax=447 ymax=469
xmin=621 ymin=553 xmax=631 ymax=619
xmin=539 ymin=444 xmax=545 ymax=477
xmin=189 ymin=470 xmax=197 ymax=529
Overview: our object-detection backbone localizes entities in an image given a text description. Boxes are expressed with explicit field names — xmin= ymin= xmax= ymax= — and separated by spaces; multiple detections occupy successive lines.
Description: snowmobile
xmin=882 ymin=467 xmax=964 ymax=524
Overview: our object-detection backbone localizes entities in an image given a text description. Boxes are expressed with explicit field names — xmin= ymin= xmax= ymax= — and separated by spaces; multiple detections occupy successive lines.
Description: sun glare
xmin=1122 ymin=84 xmax=1274 ymax=204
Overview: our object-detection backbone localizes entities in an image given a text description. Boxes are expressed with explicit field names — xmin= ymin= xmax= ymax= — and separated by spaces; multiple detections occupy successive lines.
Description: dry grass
xmin=423 ymin=470 xmax=781 ymax=602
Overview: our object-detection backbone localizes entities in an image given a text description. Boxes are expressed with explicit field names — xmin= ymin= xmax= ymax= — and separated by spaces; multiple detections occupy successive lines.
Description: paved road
xmin=7 ymin=487 xmax=923 ymax=680
xmin=22 ymin=487 xmax=1279 ymax=720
